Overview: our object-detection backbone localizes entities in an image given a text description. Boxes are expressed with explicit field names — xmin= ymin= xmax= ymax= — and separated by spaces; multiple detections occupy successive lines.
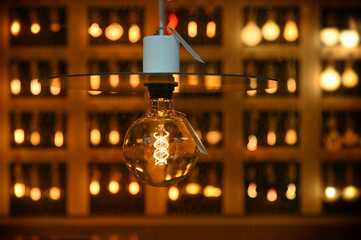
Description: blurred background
xmin=0 ymin=0 xmax=361 ymax=239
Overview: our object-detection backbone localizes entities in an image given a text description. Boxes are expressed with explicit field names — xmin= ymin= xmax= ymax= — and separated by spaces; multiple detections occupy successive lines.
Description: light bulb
xmin=265 ymin=80 xmax=278 ymax=94
xmin=108 ymin=180 xmax=120 ymax=194
xmin=54 ymin=131 xmax=64 ymax=147
xmin=283 ymin=19 xmax=298 ymax=42
xmin=285 ymin=129 xmax=297 ymax=145
xmin=109 ymin=74 xmax=120 ymax=88
xmin=286 ymin=183 xmax=297 ymax=200
xmin=129 ymin=24 xmax=141 ymax=43
xmin=14 ymin=182 xmax=26 ymax=198
xmin=247 ymin=134 xmax=258 ymax=151
xmin=14 ymin=129 xmax=25 ymax=144
xmin=105 ymin=23 xmax=124 ymax=41
xmin=168 ymin=186 xmax=180 ymax=201
xmin=129 ymin=74 xmax=140 ymax=88
xmin=205 ymin=75 xmax=221 ymax=90
xmin=51 ymin=22 xmax=61 ymax=33
xmin=11 ymin=19 xmax=21 ymax=36
xmin=185 ymin=182 xmax=202 ymax=195
xmin=30 ymin=187 xmax=41 ymax=201
xmin=123 ymin=97 xmax=199 ymax=187
xmin=10 ymin=79 xmax=21 ymax=95
xmin=30 ymin=79 xmax=41 ymax=95
xmin=30 ymin=131 xmax=41 ymax=146
xmin=109 ymin=130 xmax=120 ymax=145
xmin=49 ymin=186 xmax=61 ymax=200
xmin=203 ymin=185 xmax=222 ymax=198
xmin=267 ymin=130 xmax=276 ymax=146
xmin=247 ymin=182 xmax=257 ymax=198
xmin=206 ymin=130 xmax=222 ymax=145
xmin=128 ymin=181 xmax=140 ymax=195
xmin=89 ymin=180 xmax=100 ymax=195
xmin=188 ymin=21 xmax=197 ymax=38
xmin=206 ymin=21 xmax=216 ymax=38
xmin=241 ymin=20 xmax=262 ymax=47
xmin=342 ymin=185 xmax=360 ymax=201
xmin=90 ymin=75 xmax=101 ymax=90
xmin=320 ymin=27 xmax=339 ymax=47
xmin=267 ymin=188 xmax=277 ymax=202
xmin=90 ymin=128 xmax=101 ymax=145
xmin=88 ymin=23 xmax=102 ymax=38
xmin=320 ymin=65 xmax=341 ymax=91
xmin=50 ymin=78 xmax=61 ymax=95
xmin=342 ymin=66 xmax=359 ymax=88
xmin=324 ymin=186 xmax=340 ymax=202
xmin=340 ymin=30 xmax=360 ymax=48
xmin=287 ymin=77 xmax=297 ymax=93
xmin=262 ymin=20 xmax=280 ymax=41
xmin=31 ymin=23 xmax=41 ymax=34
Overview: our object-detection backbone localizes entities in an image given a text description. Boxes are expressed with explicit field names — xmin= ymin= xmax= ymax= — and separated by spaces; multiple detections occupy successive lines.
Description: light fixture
xmin=324 ymin=164 xmax=340 ymax=202
xmin=267 ymin=188 xmax=278 ymax=202
xmin=188 ymin=21 xmax=197 ymax=38
xmin=184 ymin=168 xmax=202 ymax=195
xmin=247 ymin=182 xmax=257 ymax=198
xmin=90 ymin=115 xmax=101 ymax=146
xmin=50 ymin=61 xmax=62 ymax=95
xmin=109 ymin=61 xmax=120 ymax=88
xmin=128 ymin=174 xmax=140 ymax=195
xmin=286 ymin=164 xmax=297 ymax=200
xmin=88 ymin=11 xmax=102 ymax=38
xmin=320 ymin=62 xmax=341 ymax=92
xmin=206 ymin=113 xmax=222 ymax=146
xmin=108 ymin=115 xmax=120 ymax=145
xmin=203 ymin=168 xmax=222 ymax=198
xmin=49 ymin=163 xmax=62 ymax=200
xmin=30 ymin=9 xmax=41 ymax=34
xmin=261 ymin=10 xmax=280 ymax=41
xmin=342 ymin=165 xmax=360 ymax=201
xmin=265 ymin=63 xmax=278 ymax=94
xmin=246 ymin=61 xmax=257 ymax=96
xmin=283 ymin=11 xmax=298 ymax=42
xmin=10 ymin=62 xmax=21 ymax=95
xmin=50 ymin=8 xmax=61 ymax=33
xmin=265 ymin=164 xmax=277 ymax=202
xmin=187 ymin=63 xmax=199 ymax=86
xmin=30 ymin=61 xmax=41 ymax=95
xmin=246 ymin=165 xmax=257 ymax=198
xmin=54 ymin=112 xmax=64 ymax=147
xmin=168 ymin=186 xmax=180 ymax=201
xmin=285 ymin=113 xmax=297 ymax=145
xmin=89 ymin=166 xmax=101 ymax=196
xmin=320 ymin=14 xmax=339 ymax=47
xmin=105 ymin=11 xmax=124 ymax=41
xmin=287 ymin=61 xmax=297 ymax=93
xmin=30 ymin=113 xmax=41 ymax=146
xmin=30 ymin=165 xmax=41 ymax=201
xmin=207 ymin=21 xmax=216 ymax=39
xmin=240 ymin=10 xmax=262 ymax=47
xmin=14 ymin=112 xmax=25 ymax=144
xmin=267 ymin=115 xmax=277 ymax=146
xmin=129 ymin=63 xmax=140 ymax=88
xmin=13 ymin=163 xmax=26 ymax=198
xmin=89 ymin=62 xmax=101 ymax=95
xmin=108 ymin=167 xmax=122 ymax=194
xmin=341 ymin=60 xmax=359 ymax=88
xmin=10 ymin=15 xmax=21 ymax=36
xmin=128 ymin=11 xmax=141 ymax=43
xmin=340 ymin=17 xmax=360 ymax=48
xmin=247 ymin=112 xmax=259 ymax=151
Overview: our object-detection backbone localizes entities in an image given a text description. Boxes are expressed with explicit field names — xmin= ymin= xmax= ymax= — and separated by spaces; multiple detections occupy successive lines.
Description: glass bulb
xmin=342 ymin=66 xmax=359 ymax=88
xmin=283 ymin=20 xmax=298 ymax=42
xmin=109 ymin=75 xmax=120 ymax=88
xmin=89 ymin=180 xmax=100 ymax=195
xmin=285 ymin=129 xmax=297 ymax=145
xmin=247 ymin=134 xmax=258 ymax=151
xmin=206 ymin=130 xmax=222 ymax=145
xmin=109 ymin=130 xmax=120 ymax=145
xmin=88 ymin=23 xmax=103 ymax=38
xmin=11 ymin=19 xmax=21 ymax=36
xmin=320 ymin=27 xmax=339 ymax=47
xmin=342 ymin=185 xmax=360 ymax=201
xmin=108 ymin=180 xmax=120 ymax=194
xmin=123 ymin=98 xmax=199 ymax=187
xmin=325 ymin=186 xmax=340 ymax=202
xmin=286 ymin=183 xmax=297 ymax=200
xmin=188 ymin=21 xmax=197 ymax=38
xmin=90 ymin=128 xmax=101 ymax=145
xmin=247 ymin=182 xmax=257 ymax=198
xmin=320 ymin=65 xmax=341 ymax=92
xmin=49 ymin=186 xmax=61 ymax=200
xmin=129 ymin=24 xmax=141 ymax=43
xmin=30 ymin=79 xmax=41 ymax=95
xmin=128 ymin=181 xmax=140 ymax=195
xmin=168 ymin=186 xmax=180 ymax=201
xmin=14 ymin=182 xmax=26 ymax=198
xmin=287 ymin=77 xmax=297 ymax=93
xmin=105 ymin=23 xmax=124 ymax=41
xmin=267 ymin=188 xmax=277 ymax=202
xmin=50 ymin=78 xmax=61 ymax=95
xmin=31 ymin=23 xmax=41 ymax=34
xmin=30 ymin=131 xmax=41 ymax=146
xmin=240 ymin=20 xmax=262 ymax=47
xmin=30 ymin=187 xmax=41 ymax=201
xmin=262 ymin=20 xmax=280 ymax=41
xmin=185 ymin=182 xmax=202 ymax=195
xmin=267 ymin=130 xmax=276 ymax=146
xmin=203 ymin=185 xmax=222 ymax=198
xmin=206 ymin=21 xmax=216 ymax=38
xmin=10 ymin=79 xmax=21 ymax=95
xmin=54 ymin=130 xmax=64 ymax=147
xmin=340 ymin=30 xmax=360 ymax=48
xmin=14 ymin=129 xmax=25 ymax=144
xmin=129 ymin=74 xmax=140 ymax=88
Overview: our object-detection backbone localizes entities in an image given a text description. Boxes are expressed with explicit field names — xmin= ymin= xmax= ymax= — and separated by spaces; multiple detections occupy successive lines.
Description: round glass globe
xmin=123 ymin=99 xmax=199 ymax=187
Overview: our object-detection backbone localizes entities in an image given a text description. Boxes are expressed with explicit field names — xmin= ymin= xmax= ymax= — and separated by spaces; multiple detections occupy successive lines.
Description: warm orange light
xmin=262 ymin=20 xmax=280 ymax=41
xmin=320 ymin=27 xmax=339 ymax=47
xmin=49 ymin=187 xmax=61 ymax=200
xmin=109 ymin=74 xmax=119 ymax=88
xmin=30 ymin=79 xmax=41 ymax=95
xmin=10 ymin=79 xmax=21 ymax=95
xmin=50 ymin=78 xmax=61 ymax=95
xmin=267 ymin=130 xmax=276 ymax=146
xmin=128 ymin=181 xmax=140 ymax=195
xmin=31 ymin=23 xmax=41 ymax=34
xmin=128 ymin=24 xmax=141 ymax=43
xmin=188 ymin=21 xmax=197 ymax=38
xmin=90 ymin=128 xmax=101 ymax=145
xmin=129 ymin=74 xmax=140 ymax=88
xmin=88 ymin=23 xmax=103 ymax=38
xmin=342 ymin=66 xmax=359 ymax=88
xmin=51 ymin=22 xmax=61 ymax=33
xmin=30 ymin=187 xmax=41 ymax=201
xmin=10 ymin=19 xmax=21 ymax=36
xmin=247 ymin=134 xmax=258 ymax=151
xmin=206 ymin=21 xmax=216 ymax=38
xmin=284 ymin=20 xmax=298 ymax=42
xmin=206 ymin=130 xmax=222 ymax=145
xmin=286 ymin=183 xmax=296 ymax=200
xmin=185 ymin=182 xmax=202 ymax=195
xmin=167 ymin=13 xmax=178 ymax=34
xmin=241 ymin=20 xmax=262 ymax=47
xmin=89 ymin=180 xmax=100 ymax=195
xmin=340 ymin=30 xmax=360 ymax=48
xmin=287 ymin=77 xmax=297 ymax=93
xmin=14 ymin=129 xmax=25 ymax=144
xmin=54 ymin=131 xmax=64 ymax=147
xmin=203 ymin=185 xmax=222 ymax=198
xmin=324 ymin=186 xmax=340 ymax=202
xmin=265 ymin=80 xmax=278 ymax=94
xmin=14 ymin=183 xmax=26 ymax=198
xmin=267 ymin=188 xmax=277 ymax=202
xmin=90 ymin=75 xmax=101 ymax=90
xmin=108 ymin=180 xmax=120 ymax=194
xmin=30 ymin=131 xmax=41 ymax=146
xmin=105 ymin=23 xmax=124 ymax=41
xmin=320 ymin=65 xmax=341 ymax=92
xmin=342 ymin=185 xmax=360 ymax=201
xmin=168 ymin=186 xmax=180 ymax=201
xmin=204 ymin=75 xmax=221 ymax=90
xmin=109 ymin=130 xmax=120 ymax=145
xmin=285 ymin=129 xmax=297 ymax=145
xmin=247 ymin=182 xmax=257 ymax=198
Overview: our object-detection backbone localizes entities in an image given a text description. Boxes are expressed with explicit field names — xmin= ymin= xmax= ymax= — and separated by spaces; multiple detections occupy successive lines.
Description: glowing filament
xmin=153 ymin=125 xmax=169 ymax=166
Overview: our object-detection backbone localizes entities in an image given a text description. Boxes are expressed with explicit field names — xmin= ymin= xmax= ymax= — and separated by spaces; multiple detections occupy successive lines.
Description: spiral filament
xmin=153 ymin=125 xmax=170 ymax=166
